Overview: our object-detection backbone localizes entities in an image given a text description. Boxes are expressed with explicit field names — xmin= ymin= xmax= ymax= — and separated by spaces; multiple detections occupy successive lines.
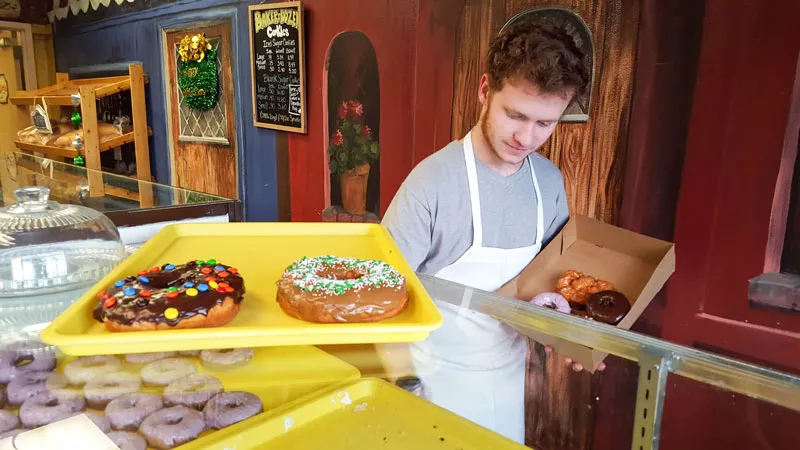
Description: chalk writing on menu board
xmin=249 ymin=2 xmax=306 ymax=133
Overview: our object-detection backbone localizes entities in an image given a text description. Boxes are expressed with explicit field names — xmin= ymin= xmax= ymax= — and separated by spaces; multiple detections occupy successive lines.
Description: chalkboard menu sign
xmin=248 ymin=1 xmax=307 ymax=133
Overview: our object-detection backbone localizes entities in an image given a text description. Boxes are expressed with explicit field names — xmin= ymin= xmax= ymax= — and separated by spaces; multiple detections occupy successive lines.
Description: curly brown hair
xmin=486 ymin=18 xmax=590 ymax=99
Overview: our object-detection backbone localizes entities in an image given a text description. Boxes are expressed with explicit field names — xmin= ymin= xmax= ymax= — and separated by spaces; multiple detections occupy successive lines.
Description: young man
xmin=379 ymin=19 xmax=590 ymax=443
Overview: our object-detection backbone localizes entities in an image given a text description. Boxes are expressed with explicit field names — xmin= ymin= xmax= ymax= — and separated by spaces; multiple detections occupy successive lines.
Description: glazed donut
xmin=124 ymin=352 xmax=176 ymax=365
xmin=105 ymin=393 xmax=164 ymax=431
xmin=106 ymin=431 xmax=147 ymax=450
xmin=84 ymin=372 xmax=142 ymax=409
xmin=203 ymin=391 xmax=263 ymax=429
xmin=586 ymin=290 xmax=631 ymax=325
xmin=530 ymin=293 xmax=571 ymax=314
xmin=92 ymin=260 xmax=245 ymax=332
xmin=7 ymin=371 xmax=50 ymax=405
xmin=7 ymin=341 xmax=57 ymax=373
xmin=64 ymin=355 xmax=122 ymax=385
xmin=163 ymin=374 xmax=223 ymax=409
xmin=178 ymin=350 xmax=201 ymax=357
xmin=141 ymin=358 xmax=196 ymax=386
xmin=139 ymin=405 xmax=206 ymax=449
xmin=200 ymin=348 xmax=253 ymax=371
xmin=556 ymin=270 xmax=616 ymax=308
xmin=0 ymin=411 xmax=19 ymax=433
xmin=19 ymin=392 xmax=85 ymax=428
xmin=45 ymin=373 xmax=82 ymax=399
xmin=276 ymin=255 xmax=408 ymax=323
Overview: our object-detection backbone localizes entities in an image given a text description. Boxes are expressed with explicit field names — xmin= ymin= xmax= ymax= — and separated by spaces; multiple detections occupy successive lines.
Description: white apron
xmin=409 ymin=131 xmax=544 ymax=444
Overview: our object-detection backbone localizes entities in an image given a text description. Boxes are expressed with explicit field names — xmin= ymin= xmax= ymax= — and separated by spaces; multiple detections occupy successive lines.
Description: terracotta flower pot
xmin=340 ymin=162 xmax=370 ymax=216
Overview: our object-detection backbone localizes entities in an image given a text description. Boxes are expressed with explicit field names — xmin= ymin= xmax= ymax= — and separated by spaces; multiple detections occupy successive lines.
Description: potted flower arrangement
xmin=328 ymin=100 xmax=381 ymax=215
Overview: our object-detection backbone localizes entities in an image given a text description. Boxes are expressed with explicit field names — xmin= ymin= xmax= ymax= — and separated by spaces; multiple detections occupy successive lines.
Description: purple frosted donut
xmin=59 ymin=411 xmax=111 ymax=433
xmin=203 ymin=391 xmax=263 ymax=429
xmin=84 ymin=372 xmax=142 ymax=409
xmin=163 ymin=374 xmax=223 ymax=409
xmin=139 ymin=405 xmax=205 ymax=449
xmin=106 ymin=431 xmax=147 ymax=450
xmin=0 ymin=410 xmax=19 ymax=433
xmin=0 ymin=429 xmax=24 ymax=441
xmin=7 ymin=371 xmax=50 ymax=405
xmin=7 ymin=341 xmax=56 ymax=373
xmin=0 ymin=351 xmax=15 ymax=384
xmin=19 ymin=392 xmax=86 ymax=428
xmin=531 ymin=292 xmax=571 ymax=314
xmin=78 ymin=411 xmax=111 ymax=433
xmin=105 ymin=393 xmax=163 ymax=431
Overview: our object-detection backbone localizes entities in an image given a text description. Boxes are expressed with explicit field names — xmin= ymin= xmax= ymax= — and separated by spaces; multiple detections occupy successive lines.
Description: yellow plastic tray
xmin=41 ymin=223 xmax=442 ymax=356
xmin=189 ymin=378 xmax=528 ymax=450
xmin=3 ymin=346 xmax=360 ymax=449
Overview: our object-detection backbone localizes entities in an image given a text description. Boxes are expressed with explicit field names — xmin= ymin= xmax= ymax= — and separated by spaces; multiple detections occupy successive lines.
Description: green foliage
xmin=328 ymin=101 xmax=380 ymax=178
xmin=178 ymin=48 xmax=219 ymax=111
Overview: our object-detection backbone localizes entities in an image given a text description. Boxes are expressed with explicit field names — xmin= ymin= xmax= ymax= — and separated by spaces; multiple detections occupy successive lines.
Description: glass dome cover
xmin=0 ymin=186 xmax=125 ymax=297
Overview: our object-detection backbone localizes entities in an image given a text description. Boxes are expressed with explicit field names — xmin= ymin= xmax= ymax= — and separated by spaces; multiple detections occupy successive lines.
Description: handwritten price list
xmin=251 ymin=5 xmax=304 ymax=131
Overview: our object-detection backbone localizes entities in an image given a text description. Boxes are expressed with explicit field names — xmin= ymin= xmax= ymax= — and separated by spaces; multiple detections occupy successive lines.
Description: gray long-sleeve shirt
xmin=382 ymin=140 xmax=569 ymax=276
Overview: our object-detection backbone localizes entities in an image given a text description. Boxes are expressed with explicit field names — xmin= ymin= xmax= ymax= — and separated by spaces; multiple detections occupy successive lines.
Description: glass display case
xmin=0 ymin=151 xmax=241 ymax=231
xmin=0 ymin=248 xmax=797 ymax=449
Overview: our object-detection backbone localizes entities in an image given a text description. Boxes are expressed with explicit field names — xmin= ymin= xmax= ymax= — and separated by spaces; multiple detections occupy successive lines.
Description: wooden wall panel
xmin=452 ymin=0 xmax=636 ymax=224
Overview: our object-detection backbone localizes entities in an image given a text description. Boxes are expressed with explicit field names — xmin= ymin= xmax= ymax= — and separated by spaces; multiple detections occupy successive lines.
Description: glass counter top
xmin=0 ymin=151 xmax=233 ymax=216
xmin=0 ymin=271 xmax=797 ymax=449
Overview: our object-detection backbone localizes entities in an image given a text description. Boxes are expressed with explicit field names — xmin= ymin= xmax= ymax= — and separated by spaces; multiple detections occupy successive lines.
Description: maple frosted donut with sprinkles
xmin=276 ymin=255 xmax=409 ymax=323
xmin=92 ymin=259 xmax=245 ymax=332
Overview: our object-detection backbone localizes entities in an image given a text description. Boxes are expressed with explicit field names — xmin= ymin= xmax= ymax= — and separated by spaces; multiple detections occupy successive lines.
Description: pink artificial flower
xmin=360 ymin=125 xmax=372 ymax=138
xmin=331 ymin=130 xmax=344 ymax=146
xmin=337 ymin=102 xmax=348 ymax=120
xmin=347 ymin=100 xmax=363 ymax=118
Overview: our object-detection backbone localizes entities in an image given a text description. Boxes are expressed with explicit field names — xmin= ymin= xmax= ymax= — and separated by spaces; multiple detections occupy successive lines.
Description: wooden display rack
xmin=9 ymin=64 xmax=153 ymax=207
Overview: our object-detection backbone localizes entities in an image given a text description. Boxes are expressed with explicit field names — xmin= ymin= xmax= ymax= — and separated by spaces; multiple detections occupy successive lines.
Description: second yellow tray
xmin=1 ymin=346 xmax=360 ymax=449
xmin=42 ymin=223 xmax=443 ymax=356
xmin=189 ymin=378 xmax=528 ymax=450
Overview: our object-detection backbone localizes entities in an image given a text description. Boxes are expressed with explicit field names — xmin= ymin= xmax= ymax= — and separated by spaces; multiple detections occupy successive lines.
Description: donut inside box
xmin=496 ymin=215 xmax=675 ymax=372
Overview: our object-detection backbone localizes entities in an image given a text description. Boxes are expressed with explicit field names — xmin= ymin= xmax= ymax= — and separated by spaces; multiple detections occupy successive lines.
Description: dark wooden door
xmin=165 ymin=22 xmax=238 ymax=199
xmin=661 ymin=0 xmax=800 ymax=448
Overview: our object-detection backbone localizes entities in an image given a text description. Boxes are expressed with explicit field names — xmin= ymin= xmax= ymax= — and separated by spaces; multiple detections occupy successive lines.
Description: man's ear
xmin=478 ymin=74 xmax=490 ymax=106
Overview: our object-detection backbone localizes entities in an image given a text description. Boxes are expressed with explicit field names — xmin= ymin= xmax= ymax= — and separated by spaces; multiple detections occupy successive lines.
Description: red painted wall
xmin=288 ymin=0 xmax=462 ymax=221
xmin=288 ymin=0 xmax=416 ymax=221
xmin=661 ymin=0 xmax=800 ymax=447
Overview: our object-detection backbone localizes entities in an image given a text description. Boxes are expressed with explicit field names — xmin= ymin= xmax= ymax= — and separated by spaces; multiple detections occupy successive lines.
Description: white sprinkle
xmin=354 ymin=402 xmax=368 ymax=412
xmin=339 ymin=391 xmax=352 ymax=405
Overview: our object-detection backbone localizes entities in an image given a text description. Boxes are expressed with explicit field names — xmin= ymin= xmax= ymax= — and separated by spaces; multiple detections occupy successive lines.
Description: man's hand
xmin=544 ymin=345 xmax=606 ymax=372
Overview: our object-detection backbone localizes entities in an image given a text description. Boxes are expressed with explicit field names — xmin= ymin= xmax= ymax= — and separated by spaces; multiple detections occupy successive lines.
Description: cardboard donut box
xmin=496 ymin=215 xmax=676 ymax=372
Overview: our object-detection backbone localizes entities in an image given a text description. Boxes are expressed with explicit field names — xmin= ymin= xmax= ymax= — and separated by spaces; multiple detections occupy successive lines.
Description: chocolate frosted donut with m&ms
xmin=93 ymin=259 xmax=245 ymax=332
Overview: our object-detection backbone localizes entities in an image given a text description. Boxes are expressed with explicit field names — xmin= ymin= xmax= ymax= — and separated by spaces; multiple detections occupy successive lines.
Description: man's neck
xmin=470 ymin=125 xmax=523 ymax=177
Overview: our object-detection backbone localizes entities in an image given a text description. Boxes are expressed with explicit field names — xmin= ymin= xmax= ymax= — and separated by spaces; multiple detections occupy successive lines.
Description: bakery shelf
xmin=13 ymin=127 xmax=153 ymax=157
xmin=10 ymin=64 xmax=153 ymax=207
xmin=9 ymin=75 xmax=149 ymax=105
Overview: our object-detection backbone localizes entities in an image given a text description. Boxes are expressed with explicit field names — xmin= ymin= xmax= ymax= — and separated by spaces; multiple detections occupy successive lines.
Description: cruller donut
xmin=93 ymin=259 xmax=245 ymax=331
xmin=276 ymin=255 xmax=409 ymax=323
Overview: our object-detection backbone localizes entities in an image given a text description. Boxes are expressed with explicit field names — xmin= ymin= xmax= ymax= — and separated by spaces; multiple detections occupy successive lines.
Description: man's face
xmin=478 ymin=75 xmax=572 ymax=167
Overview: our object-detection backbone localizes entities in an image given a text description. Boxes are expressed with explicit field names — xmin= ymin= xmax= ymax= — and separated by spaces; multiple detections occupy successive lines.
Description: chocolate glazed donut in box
xmin=496 ymin=215 xmax=676 ymax=372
